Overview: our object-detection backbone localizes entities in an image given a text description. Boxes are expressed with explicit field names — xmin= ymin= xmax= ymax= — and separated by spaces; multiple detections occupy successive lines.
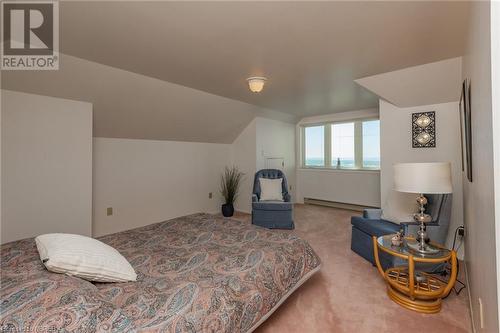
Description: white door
xmin=266 ymin=157 xmax=284 ymax=170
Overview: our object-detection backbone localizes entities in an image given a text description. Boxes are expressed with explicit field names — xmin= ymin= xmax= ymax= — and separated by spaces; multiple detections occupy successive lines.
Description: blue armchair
xmin=351 ymin=194 xmax=452 ymax=270
xmin=252 ymin=169 xmax=294 ymax=229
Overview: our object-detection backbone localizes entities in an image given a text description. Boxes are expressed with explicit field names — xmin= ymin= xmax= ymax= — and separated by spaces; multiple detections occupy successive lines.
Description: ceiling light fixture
xmin=247 ymin=76 xmax=267 ymax=93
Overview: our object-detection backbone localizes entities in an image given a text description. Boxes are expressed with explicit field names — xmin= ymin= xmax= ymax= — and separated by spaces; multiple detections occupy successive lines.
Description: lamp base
xmin=410 ymin=194 xmax=436 ymax=254
xmin=407 ymin=239 xmax=440 ymax=255
xmin=415 ymin=218 xmax=430 ymax=244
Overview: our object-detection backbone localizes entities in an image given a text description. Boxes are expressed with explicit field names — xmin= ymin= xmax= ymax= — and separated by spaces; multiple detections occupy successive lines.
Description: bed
xmin=1 ymin=213 xmax=321 ymax=332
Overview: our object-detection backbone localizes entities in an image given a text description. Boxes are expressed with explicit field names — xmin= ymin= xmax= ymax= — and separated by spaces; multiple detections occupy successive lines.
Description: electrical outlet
xmin=106 ymin=207 xmax=113 ymax=216
xmin=289 ymin=185 xmax=292 ymax=191
xmin=479 ymin=298 xmax=485 ymax=329
xmin=208 ymin=192 xmax=213 ymax=199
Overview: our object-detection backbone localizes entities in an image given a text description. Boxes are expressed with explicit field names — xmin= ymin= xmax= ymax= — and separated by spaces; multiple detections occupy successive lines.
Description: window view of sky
xmin=332 ymin=123 xmax=354 ymax=167
xmin=304 ymin=120 xmax=380 ymax=169
xmin=304 ymin=125 xmax=324 ymax=166
xmin=362 ymin=120 xmax=380 ymax=168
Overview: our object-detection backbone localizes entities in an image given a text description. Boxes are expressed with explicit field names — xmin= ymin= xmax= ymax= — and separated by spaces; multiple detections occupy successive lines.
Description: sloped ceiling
xmin=1 ymin=1 xmax=470 ymax=142
xmin=56 ymin=1 xmax=469 ymax=116
xmin=355 ymin=57 xmax=463 ymax=107
xmin=1 ymin=54 xmax=293 ymax=143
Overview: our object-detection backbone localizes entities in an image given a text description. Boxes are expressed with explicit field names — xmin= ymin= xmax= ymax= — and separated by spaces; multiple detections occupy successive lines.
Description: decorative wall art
xmin=412 ymin=111 xmax=436 ymax=148
xmin=460 ymin=78 xmax=473 ymax=182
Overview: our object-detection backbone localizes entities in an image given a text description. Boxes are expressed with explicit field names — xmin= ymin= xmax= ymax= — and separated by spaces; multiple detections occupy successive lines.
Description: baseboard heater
xmin=303 ymin=198 xmax=379 ymax=212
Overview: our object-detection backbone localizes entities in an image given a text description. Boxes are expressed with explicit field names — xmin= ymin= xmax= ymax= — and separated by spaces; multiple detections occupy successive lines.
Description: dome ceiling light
xmin=246 ymin=76 xmax=267 ymax=93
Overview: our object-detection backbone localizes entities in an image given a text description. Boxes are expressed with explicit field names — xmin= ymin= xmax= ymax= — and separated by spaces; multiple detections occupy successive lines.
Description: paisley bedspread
xmin=1 ymin=213 xmax=321 ymax=332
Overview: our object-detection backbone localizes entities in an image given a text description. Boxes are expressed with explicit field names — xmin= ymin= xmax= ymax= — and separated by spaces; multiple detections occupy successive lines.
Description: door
xmin=266 ymin=157 xmax=284 ymax=171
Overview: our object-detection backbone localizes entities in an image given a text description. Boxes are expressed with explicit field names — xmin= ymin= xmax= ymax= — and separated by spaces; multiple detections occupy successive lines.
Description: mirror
xmin=416 ymin=132 xmax=431 ymax=145
xmin=415 ymin=115 xmax=431 ymax=128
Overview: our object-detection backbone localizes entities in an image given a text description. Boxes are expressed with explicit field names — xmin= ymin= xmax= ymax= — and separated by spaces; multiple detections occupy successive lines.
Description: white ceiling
xmin=57 ymin=1 xmax=469 ymax=116
xmin=1 ymin=1 xmax=471 ymax=142
xmin=356 ymin=57 xmax=463 ymax=107
xmin=2 ymin=54 xmax=294 ymax=143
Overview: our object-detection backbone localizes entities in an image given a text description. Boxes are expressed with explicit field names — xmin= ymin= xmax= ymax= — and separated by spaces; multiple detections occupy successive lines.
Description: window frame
xmin=300 ymin=117 xmax=380 ymax=171
xmin=302 ymin=124 xmax=326 ymax=168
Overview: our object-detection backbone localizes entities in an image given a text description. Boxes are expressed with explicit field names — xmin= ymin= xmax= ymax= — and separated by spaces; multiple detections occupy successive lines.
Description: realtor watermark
xmin=1 ymin=0 xmax=59 ymax=70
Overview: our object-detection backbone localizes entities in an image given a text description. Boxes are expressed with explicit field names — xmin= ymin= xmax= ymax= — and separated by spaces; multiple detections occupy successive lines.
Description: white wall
xmin=230 ymin=119 xmax=257 ymax=213
xmin=295 ymin=108 xmax=381 ymax=207
xmin=1 ymin=90 xmax=93 ymax=243
xmin=94 ymin=116 xmax=295 ymax=234
xmin=379 ymin=100 xmax=463 ymax=251
xmin=92 ymin=138 xmax=230 ymax=237
xmin=0 ymin=89 xmax=294 ymax=239
xmin=462 ymin=1 xmax=499 ymax=331
xmin=296 ymin=169 xmax=380 ymax=207
xmin=492 ymin=2 xmax=500 ymax=331
xmin=1 ymin=77 xmax=2 ymax=245
xmin=230 ymin=117 xmax=296 ymax=213
xmin=255 ymin=117 xmax=296 ymax=201
xmin=298 ymin=108 xmax=379 ymax=126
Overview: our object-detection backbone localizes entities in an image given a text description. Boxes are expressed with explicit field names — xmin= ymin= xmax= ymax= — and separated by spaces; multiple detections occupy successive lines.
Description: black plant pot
xmin=221 ymin=203 xmax=234 ymax=217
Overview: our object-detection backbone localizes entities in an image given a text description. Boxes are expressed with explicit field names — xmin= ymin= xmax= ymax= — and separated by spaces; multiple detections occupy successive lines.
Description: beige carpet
xmin=231 ymin=204 xmax=471 ymax=333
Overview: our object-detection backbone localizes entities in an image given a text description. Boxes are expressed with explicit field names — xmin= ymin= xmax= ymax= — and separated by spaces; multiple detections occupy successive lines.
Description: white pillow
xmin=35 ymin=233 xmax=137 ymax=282
xmin=381 ymin=191 xmax=420 ymax=224
xmin=259 ymin=177 xmax=284 ymax=201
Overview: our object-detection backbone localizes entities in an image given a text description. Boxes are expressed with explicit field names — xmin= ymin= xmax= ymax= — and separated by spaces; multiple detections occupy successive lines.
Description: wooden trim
xmin=372 ymin=236 xmax=385 ymax=277
xmin=377 ymin=245 xmax=410 ymax=260
xmin=442 ymin=250 xmax=457 ymax=297
xmin=408 ymin=255 xmax=415 ymax=299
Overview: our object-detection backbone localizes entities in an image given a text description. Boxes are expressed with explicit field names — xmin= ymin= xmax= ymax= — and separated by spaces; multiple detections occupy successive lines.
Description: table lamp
xmin=393 ymin=162 xmax=452 ymax=254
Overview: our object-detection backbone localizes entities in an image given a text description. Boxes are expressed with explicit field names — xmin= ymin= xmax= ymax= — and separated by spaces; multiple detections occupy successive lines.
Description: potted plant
xmin=220 ymin=166 xmax=244 ymax=217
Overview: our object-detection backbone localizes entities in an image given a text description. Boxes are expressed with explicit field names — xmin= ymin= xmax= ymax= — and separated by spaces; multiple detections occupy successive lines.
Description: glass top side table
xmin=377 ymin=234 xmax=451 ymax=259
xmin=373 ymin=235 xmax=457 ymax=314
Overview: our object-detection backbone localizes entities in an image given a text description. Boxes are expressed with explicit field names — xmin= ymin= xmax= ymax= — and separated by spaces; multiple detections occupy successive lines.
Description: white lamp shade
xmin=393 ymin=162 xmax=452 ymax=194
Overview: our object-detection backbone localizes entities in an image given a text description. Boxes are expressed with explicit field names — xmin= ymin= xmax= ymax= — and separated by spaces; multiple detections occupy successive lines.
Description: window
xmin=362 ymin=120 xmax=380 ymax=169
xmin=331 ymin=123 xmax=355 ymax=168
xmin=304 ymin=125 xmax=325 ymax=167
xmin=301 ymin=119 xmax=380 ymax=170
